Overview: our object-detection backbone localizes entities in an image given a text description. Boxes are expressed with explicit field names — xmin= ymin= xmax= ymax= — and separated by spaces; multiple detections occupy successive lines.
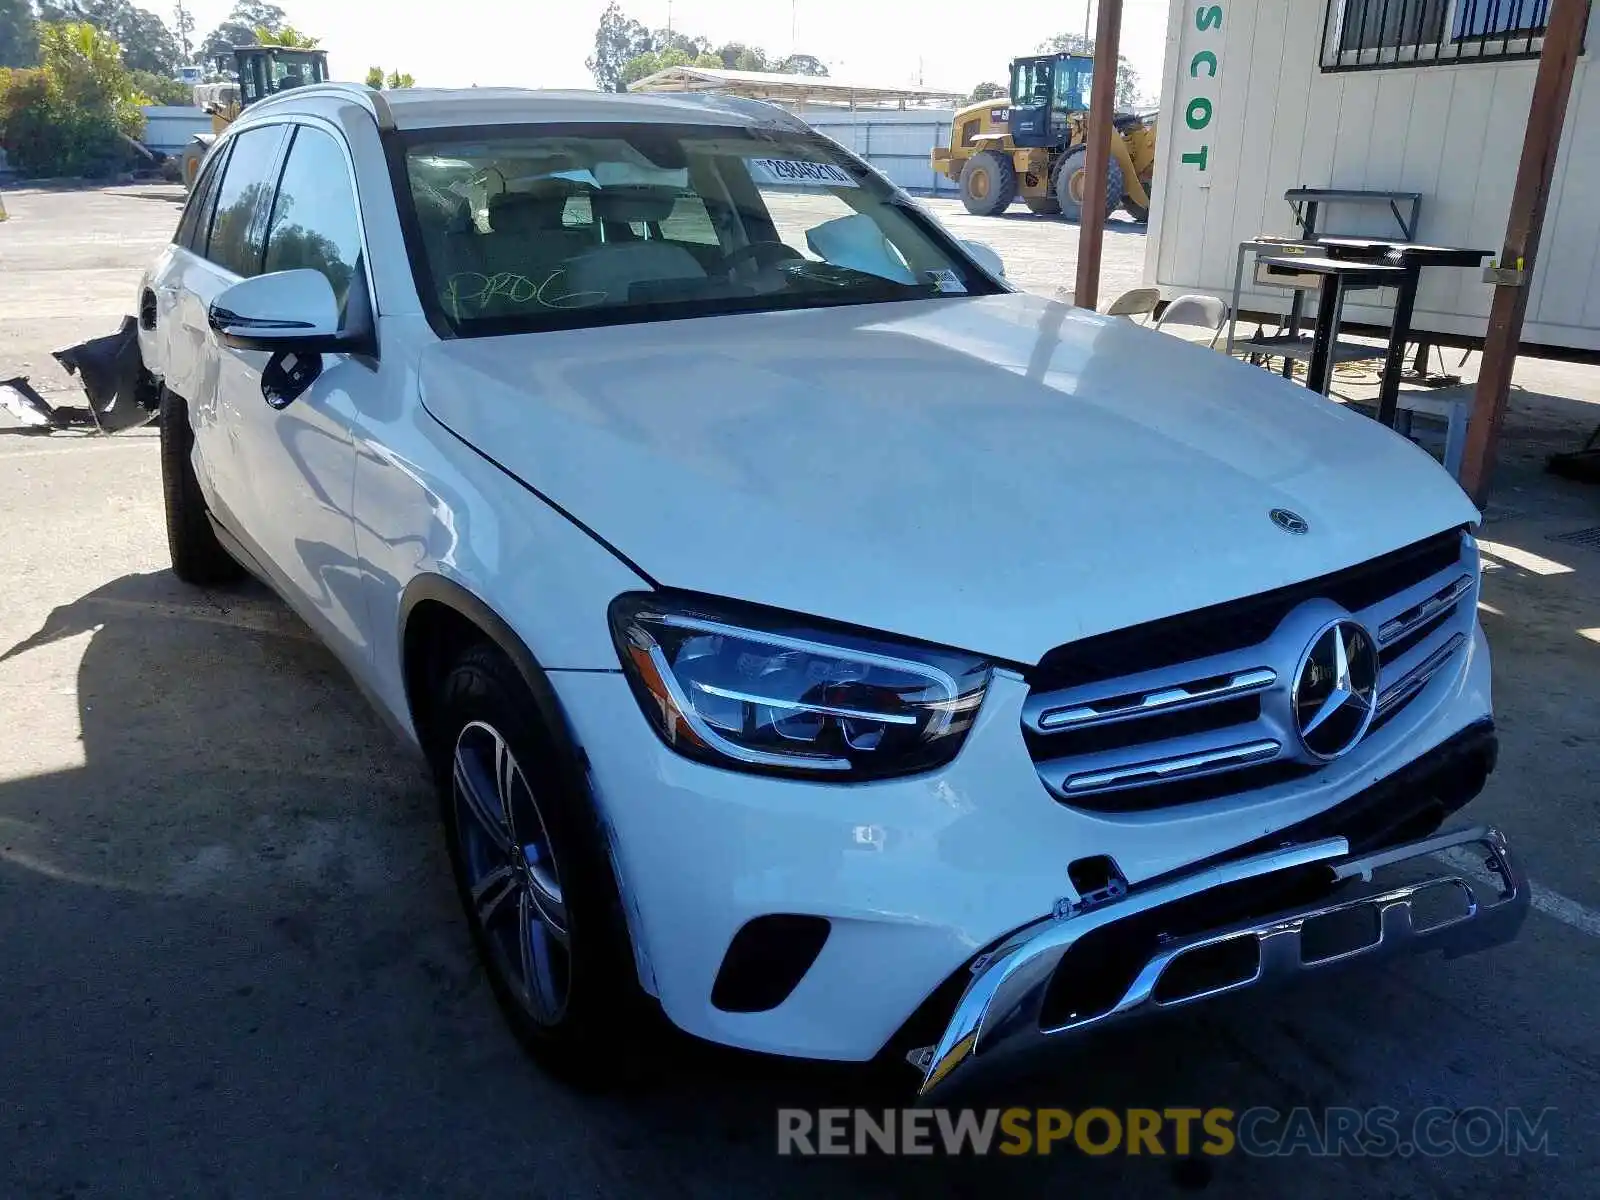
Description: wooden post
xmin=1458 ymin=0 xmax=1587 ymax=505
xmin=1073 ymin=0 xmax=1124 ymax=311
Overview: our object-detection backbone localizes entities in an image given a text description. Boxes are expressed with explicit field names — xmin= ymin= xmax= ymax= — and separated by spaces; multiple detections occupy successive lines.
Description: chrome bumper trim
xmin=914 ymin=824 xmax=1528 ymax=1099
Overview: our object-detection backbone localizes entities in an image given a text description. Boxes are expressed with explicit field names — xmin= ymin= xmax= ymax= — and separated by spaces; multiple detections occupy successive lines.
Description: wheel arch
xmin=399 ymin=572 xmax=659 ymax=1004
xmin=398 ymin=574 xmax=589 ymax=780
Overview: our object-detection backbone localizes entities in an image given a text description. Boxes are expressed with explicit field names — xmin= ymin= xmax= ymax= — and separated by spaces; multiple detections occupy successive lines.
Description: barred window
xmin=1322 ymin=0 xmax=1578 ymax=70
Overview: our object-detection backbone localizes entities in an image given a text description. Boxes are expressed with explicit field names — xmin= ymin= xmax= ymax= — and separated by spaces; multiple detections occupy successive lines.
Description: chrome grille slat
xmin=1376 ymin=573 xmax=1475 ymax=645
xmin=1378 ymin=633 xmax=1467 ymax=715
xmin=1056 ymin=739 xmax=1283 ymax=795
xmin=1377 ymin=619 xmax=1468 ymax=698
xmin=1034 ymin=668 xmax=1277 ymax=732
xmin=1027 ymin=533 xmax=1480 ymax=806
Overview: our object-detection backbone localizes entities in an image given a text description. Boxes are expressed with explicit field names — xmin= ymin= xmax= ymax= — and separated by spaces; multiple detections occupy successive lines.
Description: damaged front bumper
xmin=913 ymin=824 xmax=1528 ymax=1099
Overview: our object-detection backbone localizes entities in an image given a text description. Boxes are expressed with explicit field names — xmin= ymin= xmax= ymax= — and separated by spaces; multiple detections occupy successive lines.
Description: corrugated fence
xmin=140 ymin=106 xmax=211 ymax=155
xmin=803 ymin=108 xmax=956 ymax=196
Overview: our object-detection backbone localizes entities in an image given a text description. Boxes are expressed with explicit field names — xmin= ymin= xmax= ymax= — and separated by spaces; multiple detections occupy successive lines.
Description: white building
xmin=1145 ymin=1 xmax=1600 ymax=352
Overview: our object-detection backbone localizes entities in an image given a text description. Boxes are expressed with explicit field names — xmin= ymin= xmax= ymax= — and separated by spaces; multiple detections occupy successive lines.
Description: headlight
xmin=609 ymin=593 xmax=992 ymax=780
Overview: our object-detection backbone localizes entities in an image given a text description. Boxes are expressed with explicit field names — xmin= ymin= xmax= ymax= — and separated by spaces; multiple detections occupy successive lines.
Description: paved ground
xmin=1 ymin=186 xmax=1597 ymax=1198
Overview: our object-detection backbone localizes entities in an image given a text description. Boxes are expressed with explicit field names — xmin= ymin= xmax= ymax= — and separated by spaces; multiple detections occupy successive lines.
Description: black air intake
xmin=711 ymin=915 xmax=831 ymax=1013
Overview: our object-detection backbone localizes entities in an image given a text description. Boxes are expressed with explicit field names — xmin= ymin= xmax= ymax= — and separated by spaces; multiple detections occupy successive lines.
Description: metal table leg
xmin=1375 ymin=266 xmax=1422 ymax=428
xmin=1226 ymin=243 xmax=1248 ymax=356
xmin=1305 ymin=274 xmax=1342 ymax=396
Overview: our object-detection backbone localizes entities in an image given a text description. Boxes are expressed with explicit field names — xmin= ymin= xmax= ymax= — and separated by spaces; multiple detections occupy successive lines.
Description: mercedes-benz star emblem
xmin=1271 ymin=508 xmax=1309 ymax=535
xmin=1293 ymin=620 xmax=1379 ymax=761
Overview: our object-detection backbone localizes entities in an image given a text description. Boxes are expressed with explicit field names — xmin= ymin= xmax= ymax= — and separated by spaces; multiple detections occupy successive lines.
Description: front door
xmin=221 ymin=122 xmax=373 ymax=666
xmin=173 ymin=123 xmax=290 ymax=534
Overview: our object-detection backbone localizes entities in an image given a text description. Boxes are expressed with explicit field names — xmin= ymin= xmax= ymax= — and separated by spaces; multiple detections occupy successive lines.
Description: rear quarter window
xmin=175 ymin=145 xmax=229 ymax=252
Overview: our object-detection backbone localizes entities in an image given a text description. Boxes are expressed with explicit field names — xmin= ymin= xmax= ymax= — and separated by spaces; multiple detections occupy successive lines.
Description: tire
xmin=1055 ymin=147 xmax=1125 ymax=225
xmin=1124 ymin=180 xmax=1153 ymax=223
xmin=958 ymin=150 xmax=1018 ymax=216
xmin=432 ymin=642 xmax=651 ymax=1087
xmin=159 ymin=386 xmax=243 ymax=585
xmin=1023 ymin=196 xmax=1062 ymax=216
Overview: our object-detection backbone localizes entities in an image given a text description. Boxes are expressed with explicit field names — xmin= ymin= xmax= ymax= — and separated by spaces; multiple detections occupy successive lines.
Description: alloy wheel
xmin=452 ymin=720 xmax=571 ymax=1025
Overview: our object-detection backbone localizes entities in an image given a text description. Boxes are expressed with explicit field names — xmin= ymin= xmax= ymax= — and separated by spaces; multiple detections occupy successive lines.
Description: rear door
xmin=168 ymin=122 xmax=290 ymax=531
xmin=147 ymin=143 xmax=228 ymax=391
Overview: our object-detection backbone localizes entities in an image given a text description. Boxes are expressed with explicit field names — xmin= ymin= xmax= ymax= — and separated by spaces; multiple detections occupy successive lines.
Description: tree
xmin=129 ymin=65 xmax=190 ymax=102
xmin=0 ymin=0 xmax=39 ymax=67
xmin=1037 ymin=32 xmax=1139 ymax=109
xmin=968 ymin=80 xmax=1006 ymax=103
xmin=171 ymin=1 xmax=192 ymax=60
xmin=38 ymin=1 xmax=183 ymax=75
xmin=197 ymin=0 xmax=284 ymax=63
xmin=253 ymin=23 xmax=315 ymax=48
xmin=774 ymin=53 xmax=827 ymax=77
xmin=0 ymin=20 xmax=148 ymax=176
xmin=651 ymin=28 xmax=709 ymax=57
xmin=366 ymin=65 xmax=414 ymax=89
xmin=586 ymin=1 xmax=652 ymax=92
xmin=618 ymin=45 xmax=718 ymax=89
xmin=712 ymin=41 xmax=766 ymax=71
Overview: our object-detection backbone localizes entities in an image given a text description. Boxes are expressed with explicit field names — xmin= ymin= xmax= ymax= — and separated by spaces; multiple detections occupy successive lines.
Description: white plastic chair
xmin=1156 ymin=294 xmax=1230 ymax=348
xmin=1102 ymin=287 xmax=1161 ymax=323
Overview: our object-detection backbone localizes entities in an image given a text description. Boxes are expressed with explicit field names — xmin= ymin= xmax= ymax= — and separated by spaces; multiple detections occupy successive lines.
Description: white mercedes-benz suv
xmin=137 ymin=84 xmax=1526 ymax=1097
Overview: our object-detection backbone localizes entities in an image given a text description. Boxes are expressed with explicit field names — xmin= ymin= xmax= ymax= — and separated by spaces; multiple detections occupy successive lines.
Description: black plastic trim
xmin=711 ymin=915 xmax=831 ymax=1013
xmin=398 ymin=575 xmax=595 ymax=763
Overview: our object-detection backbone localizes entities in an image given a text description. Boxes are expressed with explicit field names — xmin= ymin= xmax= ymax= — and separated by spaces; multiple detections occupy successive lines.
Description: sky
xmin=176 ymin=0 xmax=1175 ymax=104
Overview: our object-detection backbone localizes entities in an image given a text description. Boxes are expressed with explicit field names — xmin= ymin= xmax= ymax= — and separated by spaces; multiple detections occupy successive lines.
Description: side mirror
xmin=960 ymin=239 xmax=1006 ymax=280
xmin=208 ymin=269 xmax=355 ymax=354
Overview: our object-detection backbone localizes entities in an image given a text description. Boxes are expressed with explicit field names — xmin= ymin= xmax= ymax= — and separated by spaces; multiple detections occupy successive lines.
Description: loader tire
xmin=1055 ymin=148 xmax=1124 ymax=224
xmin=1024 ymin=196 xmax=1062 ymax=215
xmin=1124 ymin=180 xmax=1154 ymax=223
xmin=160 ymin=386 xmax=243 ymax=586
xmin=959 ymin=151 xmax=1017 ymax=216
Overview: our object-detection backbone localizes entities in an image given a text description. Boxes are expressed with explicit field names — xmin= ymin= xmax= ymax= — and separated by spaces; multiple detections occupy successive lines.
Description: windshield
xmin=1053 ymin=59 xmax=1092 ymax=111
xmin=399 ymin=123 xmax=999 ymax=337
xmin=1010 ymin=60 xmax=1048 ymax=106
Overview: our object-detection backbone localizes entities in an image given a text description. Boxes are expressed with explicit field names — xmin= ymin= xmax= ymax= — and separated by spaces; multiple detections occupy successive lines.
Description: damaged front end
xmin=911 ymin=823 xmax=1529 ymax=1101
xmin=0 ymin=316 xmax=158 ymax=435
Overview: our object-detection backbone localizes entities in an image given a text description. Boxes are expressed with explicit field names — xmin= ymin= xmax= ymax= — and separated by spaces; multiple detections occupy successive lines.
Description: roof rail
xmin=242 ymin=81 xmax=394 ymax=130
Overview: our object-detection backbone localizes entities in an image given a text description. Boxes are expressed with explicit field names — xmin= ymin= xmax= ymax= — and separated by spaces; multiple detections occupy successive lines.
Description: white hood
xmin=417 ymin=293 xmax=1478 ymax=664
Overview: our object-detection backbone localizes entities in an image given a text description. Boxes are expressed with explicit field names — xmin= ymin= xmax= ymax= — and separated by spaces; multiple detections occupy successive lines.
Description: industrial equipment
xmin=177 ymin=46 xmax=332 ymax=188
xmin=931 ymin=52 xmax=1157 ymax=223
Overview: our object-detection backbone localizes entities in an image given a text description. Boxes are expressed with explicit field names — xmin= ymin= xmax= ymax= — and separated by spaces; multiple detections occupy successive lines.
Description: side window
xmin=206 ymin=125 xmax=288 ymax=277
xmin=262 ymin=126 xmax=365 ymax=319
xmin=175 ymin=144 xmax=229 ymax=251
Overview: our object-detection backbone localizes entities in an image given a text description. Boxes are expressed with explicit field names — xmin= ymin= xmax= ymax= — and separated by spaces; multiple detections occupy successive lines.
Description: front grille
xmin=1024 ymin=529 xmax=1478 ymax=811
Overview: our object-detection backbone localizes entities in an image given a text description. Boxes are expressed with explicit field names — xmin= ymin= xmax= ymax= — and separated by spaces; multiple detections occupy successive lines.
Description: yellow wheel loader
xmin=931 ymin=52 xmax=1157 ymax=223
xmin=178 ymin=46 xmax=332 ymax=189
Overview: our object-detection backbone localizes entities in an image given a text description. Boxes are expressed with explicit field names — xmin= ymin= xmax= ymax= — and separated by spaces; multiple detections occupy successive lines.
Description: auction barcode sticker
xmin=745 ymin=157 xmax=859 ymax=188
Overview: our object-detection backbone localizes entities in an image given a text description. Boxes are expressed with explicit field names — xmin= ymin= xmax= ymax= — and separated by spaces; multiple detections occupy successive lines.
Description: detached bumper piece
xmin=53 ymin=316 xmax=158 ymax=434
xmin=913 ymin=824 xmax=1528 ymax=1099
